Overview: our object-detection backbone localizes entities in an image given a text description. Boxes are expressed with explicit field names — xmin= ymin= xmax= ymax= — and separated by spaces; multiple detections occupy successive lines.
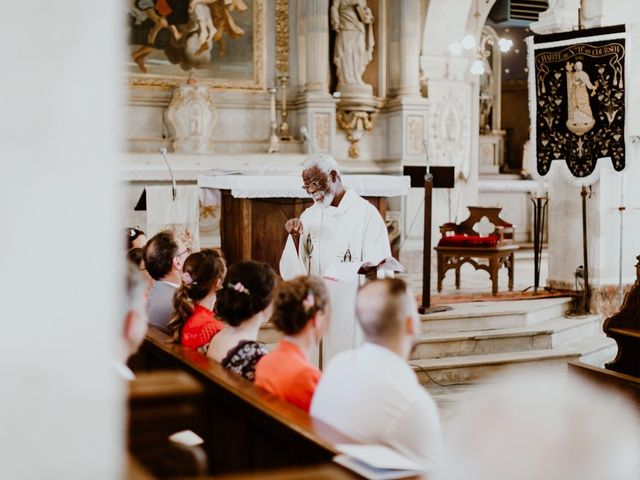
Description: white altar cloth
xmin=197 ymin=174 xmax=411 ymax=198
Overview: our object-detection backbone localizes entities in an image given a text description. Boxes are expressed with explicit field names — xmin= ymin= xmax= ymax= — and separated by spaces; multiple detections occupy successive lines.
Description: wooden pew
xmin=568 ymin=361 xmax=640 ymax=412
xmin=128 ymin=370 xmax=209 ymax=477
xmin=603 ymin=256 xmax=640 ymax=376
xmin=133 ymin=328 xmax=356 ymax=476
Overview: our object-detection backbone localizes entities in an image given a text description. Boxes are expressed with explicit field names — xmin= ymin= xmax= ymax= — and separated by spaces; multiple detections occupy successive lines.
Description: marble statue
xmin=330 ymin=0 xmax=375 ymax=87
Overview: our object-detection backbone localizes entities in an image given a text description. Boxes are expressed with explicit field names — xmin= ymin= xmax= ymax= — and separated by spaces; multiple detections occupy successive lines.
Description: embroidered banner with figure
xmin=528 ymin=25 xmax=626 ymax=177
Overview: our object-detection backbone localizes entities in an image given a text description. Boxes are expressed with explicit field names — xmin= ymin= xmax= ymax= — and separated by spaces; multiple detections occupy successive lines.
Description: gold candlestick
xmin=278 ymin=74 xmax=291 ymax=141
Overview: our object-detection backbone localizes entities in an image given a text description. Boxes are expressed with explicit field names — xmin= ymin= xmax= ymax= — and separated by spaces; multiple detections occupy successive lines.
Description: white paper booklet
xmin=333 ymin=444 xmax=425 ymax=480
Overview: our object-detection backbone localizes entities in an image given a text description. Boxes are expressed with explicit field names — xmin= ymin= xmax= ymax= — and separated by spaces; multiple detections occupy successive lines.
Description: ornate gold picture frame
xmin=127 ymin=0 xmax=265 ymax=90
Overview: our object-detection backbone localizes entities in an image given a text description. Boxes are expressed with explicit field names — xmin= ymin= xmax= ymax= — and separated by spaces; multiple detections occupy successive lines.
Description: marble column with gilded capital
xmin=293 ymin=0 xmax=337 ymax=154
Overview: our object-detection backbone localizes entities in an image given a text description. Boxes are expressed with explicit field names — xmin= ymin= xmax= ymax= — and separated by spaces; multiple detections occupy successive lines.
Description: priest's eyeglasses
xmin=301 ymin=178 xmax=323 ymax=192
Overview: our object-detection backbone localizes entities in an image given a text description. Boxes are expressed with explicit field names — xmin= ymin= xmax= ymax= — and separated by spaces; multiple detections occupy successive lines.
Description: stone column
xmin=388 ymin=0 xmax=422 ymax=97
xmin=387 ymin=0 xmax=428 ymax=166
xmin=293 ymin=0 xmax=337 ymax=154
xmin=531 ymin=0 xmax=640 ymax=313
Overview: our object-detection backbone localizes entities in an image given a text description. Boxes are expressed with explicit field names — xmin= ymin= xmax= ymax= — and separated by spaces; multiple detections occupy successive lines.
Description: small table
xmin=434 ymin=244 xmax=517 ymax=296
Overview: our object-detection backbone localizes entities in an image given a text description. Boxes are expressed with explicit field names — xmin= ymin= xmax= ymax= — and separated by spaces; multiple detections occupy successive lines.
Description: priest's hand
xmin=285 ymin=218 xmax=304 ymax=237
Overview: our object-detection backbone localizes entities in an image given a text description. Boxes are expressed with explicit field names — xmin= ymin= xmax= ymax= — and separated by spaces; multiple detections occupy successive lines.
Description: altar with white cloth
xmin=198 ymin=174 xmax=410 ymax=273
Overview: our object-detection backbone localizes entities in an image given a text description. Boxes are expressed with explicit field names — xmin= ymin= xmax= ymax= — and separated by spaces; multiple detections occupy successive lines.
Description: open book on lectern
xmin=357 ymin=256 xmax=405 ymax=275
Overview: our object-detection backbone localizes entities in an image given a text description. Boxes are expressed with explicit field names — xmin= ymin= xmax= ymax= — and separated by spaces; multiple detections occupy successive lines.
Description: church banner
xmin=528 ymin=25 xmax=626 ymax=177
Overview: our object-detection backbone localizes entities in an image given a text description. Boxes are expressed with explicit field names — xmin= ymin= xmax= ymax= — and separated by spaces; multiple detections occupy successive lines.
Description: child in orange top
xmin=168 ymin=249 xmax=227 ymax=353
xmin=255 ymin=276 xmax=330 ymax=412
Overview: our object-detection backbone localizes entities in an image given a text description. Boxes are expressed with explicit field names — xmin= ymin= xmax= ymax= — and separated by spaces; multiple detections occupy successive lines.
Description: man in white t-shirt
xmin=310 ymin=278 xmax=443 ymax=472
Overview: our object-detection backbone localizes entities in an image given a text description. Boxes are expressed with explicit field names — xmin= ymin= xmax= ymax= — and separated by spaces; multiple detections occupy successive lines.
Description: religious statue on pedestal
xmin=330 ymin=0 xmax=375 ymax=89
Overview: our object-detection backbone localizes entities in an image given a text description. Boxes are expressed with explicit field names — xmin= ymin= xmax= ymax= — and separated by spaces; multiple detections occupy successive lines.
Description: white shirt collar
xmin=360 ymin=342 xmax=415 ymax=378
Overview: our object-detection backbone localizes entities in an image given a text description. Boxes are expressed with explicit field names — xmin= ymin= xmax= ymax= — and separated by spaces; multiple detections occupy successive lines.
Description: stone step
xmin=412 ymin=315 xmax=600 ymax=360
xmin=421 ymin=297 xmax=572 ymax=333
xmin=411 ymin=334 xmax=616 ymax=387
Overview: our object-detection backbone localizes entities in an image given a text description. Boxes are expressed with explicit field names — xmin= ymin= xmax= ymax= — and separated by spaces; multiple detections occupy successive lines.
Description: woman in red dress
xmin=168 ymin=249 xmax=227 ymax=353
xmin=254 ymin=276 xmax=331 ymax=412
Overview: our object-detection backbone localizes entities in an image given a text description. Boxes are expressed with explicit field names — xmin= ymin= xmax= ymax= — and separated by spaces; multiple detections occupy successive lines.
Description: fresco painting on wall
xmin=127 ymin=0 xmax=264 ymax=88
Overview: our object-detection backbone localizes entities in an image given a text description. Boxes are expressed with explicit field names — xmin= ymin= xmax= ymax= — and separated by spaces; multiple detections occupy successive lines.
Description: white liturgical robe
xmin=279 ymin=188 xmax=391 ymax=279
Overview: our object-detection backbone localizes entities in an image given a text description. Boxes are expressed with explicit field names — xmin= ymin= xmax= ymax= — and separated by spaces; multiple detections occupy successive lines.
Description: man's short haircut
xmin=302 ymin=153 xmax=340 ymax=175
xmin=142 ymin=230 xmax=179 ymax=280
xmin=356 ymin=278 xmax=413 ymax=340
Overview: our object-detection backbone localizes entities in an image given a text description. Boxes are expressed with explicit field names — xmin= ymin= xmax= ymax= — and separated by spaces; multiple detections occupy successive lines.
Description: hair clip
xmin=182 ymin=271 xmax=194 ymax=286
xmin=229 ymin=282 xmax=250 ymax=295
xmin=302 ymin=290 xmax=315 ymax=313
xmin=129 ymin=228 xmax=136 ymax=237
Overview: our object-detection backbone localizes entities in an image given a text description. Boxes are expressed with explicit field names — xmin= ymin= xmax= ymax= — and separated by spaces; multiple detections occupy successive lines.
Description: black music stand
xmin=403 ymin=165 xmax=456 ymax=314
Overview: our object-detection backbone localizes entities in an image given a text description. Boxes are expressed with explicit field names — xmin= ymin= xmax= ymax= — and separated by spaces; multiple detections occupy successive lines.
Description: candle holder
xmin=278 ymin=74 xmax=292 ymax=141
xmin=268 ymin=87 xmax=280 ymax=153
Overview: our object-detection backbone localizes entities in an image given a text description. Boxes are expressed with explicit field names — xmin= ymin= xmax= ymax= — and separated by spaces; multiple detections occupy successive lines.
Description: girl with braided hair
xmin=168 ymin=249 xmax=227 ymax=353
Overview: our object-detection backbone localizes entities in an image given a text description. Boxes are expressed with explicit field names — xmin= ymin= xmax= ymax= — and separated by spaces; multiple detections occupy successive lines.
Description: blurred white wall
xmin=0 ymin=2 xmax=124 ymax=479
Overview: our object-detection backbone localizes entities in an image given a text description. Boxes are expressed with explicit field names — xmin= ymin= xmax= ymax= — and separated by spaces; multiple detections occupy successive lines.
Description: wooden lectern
xmin=403 ymin=165 xmax=455 ymax=314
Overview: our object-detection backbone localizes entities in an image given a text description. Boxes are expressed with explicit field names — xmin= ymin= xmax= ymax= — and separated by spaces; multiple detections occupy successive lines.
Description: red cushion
xmin=438 ymin=234 xmax=498 ymax=248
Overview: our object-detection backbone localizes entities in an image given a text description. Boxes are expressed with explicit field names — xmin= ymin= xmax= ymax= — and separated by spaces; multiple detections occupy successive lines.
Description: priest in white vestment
xmin=279 ymin=154 xmax=391 ymax=279
xmin=279 ymin=154 xmax=392 ymax=364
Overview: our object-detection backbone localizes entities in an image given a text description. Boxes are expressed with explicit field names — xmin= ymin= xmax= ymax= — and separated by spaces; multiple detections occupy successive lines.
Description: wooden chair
xmin=434 ymin=206 xmax=518 ymax=296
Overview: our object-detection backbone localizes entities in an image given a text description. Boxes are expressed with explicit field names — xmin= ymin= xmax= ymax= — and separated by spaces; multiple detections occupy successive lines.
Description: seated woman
xmin=254 ymin=276 xmax=330 ymax=412
xmin=168 ymin=249 xmax=227 ymax=353
xmin=126 ymin=226 xmax=147 ymax=250
xmin=207 ymin=261 xmax=276 ymax=381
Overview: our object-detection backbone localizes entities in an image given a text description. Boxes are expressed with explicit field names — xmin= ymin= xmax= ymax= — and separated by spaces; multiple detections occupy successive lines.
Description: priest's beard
xmin=313 ymin=182 xmax=337 ymax=208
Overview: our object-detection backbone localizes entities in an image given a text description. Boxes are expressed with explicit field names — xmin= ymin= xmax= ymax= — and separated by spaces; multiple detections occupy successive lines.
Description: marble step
xmin=412 ymin=315 xmax=600 ymax=360
xmin=411 ymin=334 xmax=616 ymax=387
xmin=421 ymin=297 xmax=572 ymax=333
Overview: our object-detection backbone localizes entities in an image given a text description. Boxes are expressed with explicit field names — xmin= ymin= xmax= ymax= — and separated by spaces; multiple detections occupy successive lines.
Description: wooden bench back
xmin=454 ymin=206 xmax=513 ymax=238
xmin=134 ymin=328 xmax=354 ymax=476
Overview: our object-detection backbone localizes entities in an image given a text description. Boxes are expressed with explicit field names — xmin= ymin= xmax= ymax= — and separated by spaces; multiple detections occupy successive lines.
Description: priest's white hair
xmin=302 ymin=154 xmax=340 ymax=175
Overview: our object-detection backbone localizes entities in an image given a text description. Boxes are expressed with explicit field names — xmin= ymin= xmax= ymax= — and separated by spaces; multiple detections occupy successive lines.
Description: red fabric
xmin=254 ymin=340 xmax=321 ymax=412
xmin=438 ymin=234 xmax=499 ymax=248
xmin=180 ymin=305 xmax=224 ymax=350
xmin=155 ymin=0 xmax=172 ymax=16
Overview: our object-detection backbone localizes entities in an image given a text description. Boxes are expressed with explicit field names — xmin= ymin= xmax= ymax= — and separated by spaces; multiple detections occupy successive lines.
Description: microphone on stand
xmin=299 ymin=126 xmax=318 ymax=156
xmin=160 ymin=147 xmax=177 ymax=201
xmin=422 ymin=140 xmax=433 ymax=182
